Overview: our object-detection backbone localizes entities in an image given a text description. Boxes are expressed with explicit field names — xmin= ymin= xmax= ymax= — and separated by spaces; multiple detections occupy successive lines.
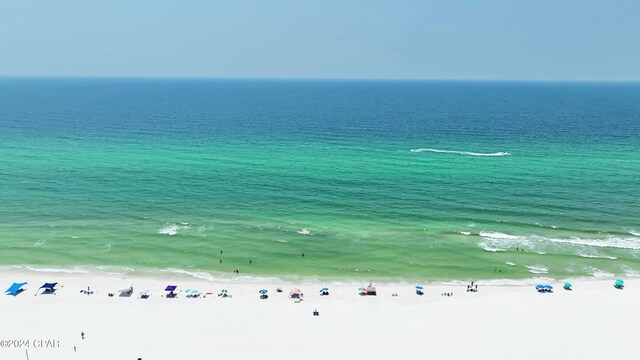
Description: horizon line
xmin=1 ymin=75 xmax=639 ymax=83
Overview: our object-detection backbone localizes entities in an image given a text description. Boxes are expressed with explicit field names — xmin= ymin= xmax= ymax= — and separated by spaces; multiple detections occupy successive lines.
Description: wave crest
xmin=410 ymin=148 xmax=510 ymax=157
xmin=158 ymin=223 xmax=190 ymax=236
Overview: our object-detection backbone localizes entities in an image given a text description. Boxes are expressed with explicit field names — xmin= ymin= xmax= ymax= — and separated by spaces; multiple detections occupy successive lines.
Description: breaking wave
xmin=158 ymin=223 xmax=190 ymax=236
xmin=410 ymin=148 xmax=510 ymax=157
xmin=525 ymin=265 xmax=548 ymax=274
xmin=479 ymin=231 xmax=519 ymax=240
xmin=477 ymin=230 xmax=640 ymax=252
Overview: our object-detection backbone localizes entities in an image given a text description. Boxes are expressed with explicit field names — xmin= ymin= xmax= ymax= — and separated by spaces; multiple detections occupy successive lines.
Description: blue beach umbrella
xmin=416 ymin=286 xmax=424 ymax=290
xmin=543 ymin=285 xmax=553 ymax=290
xmin=259 ymin=289 xmax=268 ymax=294
xmin=535 ymin=285 xmax=545 ymax=290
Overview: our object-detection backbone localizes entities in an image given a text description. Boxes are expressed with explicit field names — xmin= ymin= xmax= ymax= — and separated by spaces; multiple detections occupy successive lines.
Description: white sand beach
xmin=0 ymin=270 xmax=637 ymax=360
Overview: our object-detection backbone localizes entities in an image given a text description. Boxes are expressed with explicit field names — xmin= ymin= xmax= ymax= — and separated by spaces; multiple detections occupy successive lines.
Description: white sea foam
xmin=410 ymin=148 xmax=511 ymax=157
xmin=158 ymin=223 xmax=189 ymax=236
xmin=546 ymin=236 xmax=640 ymax=250
xmin=480 ymin=248 xmax=506 ymax=252
xmin=525 ymin=265 xmax=548 ymax=274
xmin=584 ymin=267 xmax=614 ymax=278
xmin=459 ymin=231 xmax=471 ymax=236
xmin=478 ymin=230 xmax=640 ymax=252
xmin=479 ymin=231 xmax=519 ymax=240
xmin=297 ymin=228 xmax=312 ymax=235
xmin=159 ymin=268 xmax=216 ymax=281
xmin=629 ymin=230 xmax=640 ymax=237
xmin=620 ymin=265 xmax=640 ymax=276
xmin=505 ymin=261 xmax=516 ymax=266
xmin=20 ymin=266 xmax=90 ymax=274
xmin=577 ymin=252 xmax=617 ymax=260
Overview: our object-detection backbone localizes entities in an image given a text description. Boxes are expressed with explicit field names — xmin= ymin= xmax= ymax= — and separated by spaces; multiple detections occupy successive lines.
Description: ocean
xmin=0 ymin=78 xmax=639 ymax=281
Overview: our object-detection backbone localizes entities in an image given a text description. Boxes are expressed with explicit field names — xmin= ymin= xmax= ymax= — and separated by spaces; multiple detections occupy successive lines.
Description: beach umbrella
xmin=221 ymin=289 xmax=228 ymax=293
xmin=359 ymin=287 xmax=366 ymax=291
xmin=185 ymin=289 xmax=191 ymax=293
xmin=416 ymin=286 xmax=424 ymax=290
xmin=544 ymin=285 xmax=553 ymax=290
xmin=259 ymin=289 xmax=268 ymax=294
xmin=320 ymin=287 xmax=329 ymax=291
xmin=615 ymin=279 xmax=624 ymax=286
xmin=165 ymin=285 xmax=177 ymax=292
xmin=564 ymin=282 xmax=572 ymax=288
xmin=535 ymin=285 xmax=544 ymax=290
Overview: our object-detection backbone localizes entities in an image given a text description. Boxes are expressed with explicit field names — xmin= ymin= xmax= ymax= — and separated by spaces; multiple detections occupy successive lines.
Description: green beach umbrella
xmin=564 ymin=282 xmax=572 ymax=288
xmin=221 ymin=289 xmax=228 ymax=293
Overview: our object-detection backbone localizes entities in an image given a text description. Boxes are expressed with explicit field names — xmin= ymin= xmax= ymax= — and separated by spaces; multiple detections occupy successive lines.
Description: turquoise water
xmin=0 ymin=78 xmax=639 ymax=281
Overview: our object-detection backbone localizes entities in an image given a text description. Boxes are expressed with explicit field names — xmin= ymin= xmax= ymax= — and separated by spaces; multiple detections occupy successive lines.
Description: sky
xmin=0 ymin=0 xmax=639 ymax=81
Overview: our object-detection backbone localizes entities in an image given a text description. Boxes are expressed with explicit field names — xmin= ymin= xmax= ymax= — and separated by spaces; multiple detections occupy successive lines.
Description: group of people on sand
xmin=466 ymin=281 xmax=478 ymax=292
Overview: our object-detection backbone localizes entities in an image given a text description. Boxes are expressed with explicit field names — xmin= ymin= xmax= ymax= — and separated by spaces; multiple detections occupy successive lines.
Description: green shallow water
xmin=0 ymin=79 xmax=639 ymax=281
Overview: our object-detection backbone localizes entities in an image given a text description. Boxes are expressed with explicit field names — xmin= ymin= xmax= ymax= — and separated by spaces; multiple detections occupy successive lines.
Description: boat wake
xmin=410 ymin=148 xmax=510 ymax=157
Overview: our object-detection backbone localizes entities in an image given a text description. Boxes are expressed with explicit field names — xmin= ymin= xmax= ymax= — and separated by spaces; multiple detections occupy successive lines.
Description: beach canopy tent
xmin=37 ymin=282 xmax=59 ymax=295
xmin=165 ymin=285 xmax=177 ymax=298
xmin=119 ymin=285 xmax=134 ymax=297
xmin=366 ymin=286 xmax=377 ymax=295
xmin=5 ymin=282 xmax=27 ymax=296
xmin=289 ymin=289 xmax=302 ymax=299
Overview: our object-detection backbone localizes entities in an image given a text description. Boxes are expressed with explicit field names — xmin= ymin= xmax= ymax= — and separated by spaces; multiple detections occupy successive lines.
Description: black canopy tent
xmin=36 ymin=282 xmax=60 ymax=296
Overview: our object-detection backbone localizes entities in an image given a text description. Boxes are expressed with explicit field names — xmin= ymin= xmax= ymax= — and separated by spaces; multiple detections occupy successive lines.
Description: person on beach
xmin=81 ymin=332 xmax=85 ymax=339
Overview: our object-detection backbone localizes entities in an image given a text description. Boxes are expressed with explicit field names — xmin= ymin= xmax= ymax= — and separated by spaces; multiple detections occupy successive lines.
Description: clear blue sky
xmin=1 ymin=0 xmax=639 ymax=80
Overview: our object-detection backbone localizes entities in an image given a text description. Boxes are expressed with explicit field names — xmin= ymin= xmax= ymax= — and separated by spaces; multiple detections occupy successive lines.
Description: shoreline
xmin=0 ymin=265 xmax=640 ymax=286
xmin=2 ymin=264 xmax=637 ymax=286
